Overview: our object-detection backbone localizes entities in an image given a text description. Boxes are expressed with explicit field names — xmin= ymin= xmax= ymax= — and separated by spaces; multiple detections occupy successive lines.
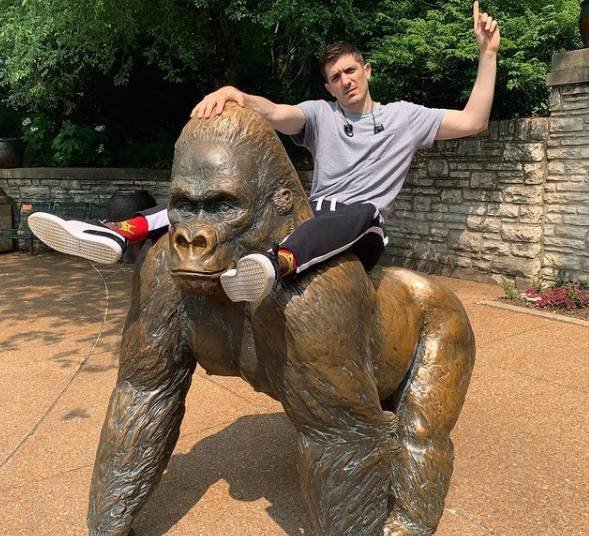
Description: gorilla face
xmin=168 ymin=142 xmax=258 ymax=296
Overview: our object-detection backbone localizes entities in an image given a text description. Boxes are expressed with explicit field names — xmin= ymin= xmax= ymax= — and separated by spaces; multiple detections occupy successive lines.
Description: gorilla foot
xmin=383 ymin=512 xmax=435 ymax=536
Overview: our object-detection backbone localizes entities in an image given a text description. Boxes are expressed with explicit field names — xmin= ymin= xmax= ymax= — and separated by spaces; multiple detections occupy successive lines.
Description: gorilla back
xmin=88 ymin=104 xmax=476 ymax=536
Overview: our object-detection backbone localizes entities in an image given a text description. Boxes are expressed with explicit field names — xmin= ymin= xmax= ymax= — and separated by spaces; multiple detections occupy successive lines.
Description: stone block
xmin=497 ymin=172 xmax=524 ymax=184
xmin=466 ymin=215 xmax=502 ymax=233
xmin=529 ymin=118 xmax=550 ymax=140
xmin=426 ymin=212 xmax=466 ymax=225
xmin=546 ymin=204 xmax=577 ymax=214
xmin=457 ymin=140 xmax=482 ymax=156
xmin=446 ymin=204 xmax=482 ymax=215
xmin=515 ymin=118 xmax=530 ymax=141
xmin=503 ymin=143 xmax=545 ymax=162
xmin=412 ymin=178 xmax=435 ymax=187
xmin=440 ymin=189 xmax=462 ymax=204
xmin=544 ymin=192 xmax=589 ymax=204
xmin=563 ymin=214 xmax=589 ymax=226
xmin=562 ymin=96 xmax=589 ymax=111
xmin=413 ymin=197 xmax=432 ymax=212
xmin=544 ymin=214 xmax=562 ymax=224
xmin=488 ymin=122 xmax=499 ymax=140
xmin=427 ymin=159 xmax=449 ymax=177
xmin=440 ymin=178 xmax=470 ymax=188
xmin=491 ymin=256 xmax=541 ymax=278
xmin=430 ymin=203 xmax=449 ymax=213
xmin=547 ymin=146 xmax=589 ymax=159
xmin=481 ymin=240 xmax=510 ymax=256
xmin=519 ymin=205 xmax=545 ymax=224
xmin=472 ymin=259 xmax=491 ymax=271
xmin=547 ymin=161 xmax=565 ymax=175
xmin=391 ymin=199 xmax=412 ymax=212
xmin=397 ymin=219 xmax=430 ymax=236
xmin=543 ymin=252 xmax=582 ymax=271
xmin=501 ymin=223 xmax=542 ymax=243
xmin=563 ymin=160 xmax=589 ymax=175
xmin=463 ymin=189 xmax=503 ymax=203
xmin=498 ymin=120 xmax=515 ymax=139
xmin=543 ymin=236 xmax=586 ymax=250
xmin=470 ymin=171 xmax=497 ymax=189
xmin=548 ymin=49 xmax=589 ymax=85
xmin=550 ymin=117 xmax=586 ymax=132
xmin=448 ymin=171 xmax=471 ymax=179
xmin=448 ymin=230 xmax=482 ymax=253
xmin=555 ymin=226 xmax=589 ymax=240
xmin=511 ymin=242 xmax=542 ymax=259
xmin=485 ymin=203 xmax=519 ymax=218
xmin=523 ymin=162 xmax=546 ymax=185
xmin=485 ymin=162 xmax=523 ymax=171
xmin=502 ymin=185 xmax=543 ymax=205
xmin=556 ymin=181 xmax=589 ymax=192
xmin=549 ymin=88 xmax=563 ymax=112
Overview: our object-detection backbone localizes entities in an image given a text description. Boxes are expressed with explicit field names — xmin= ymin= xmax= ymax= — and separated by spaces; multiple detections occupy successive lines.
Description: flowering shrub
xmin=526 ymin=283 xmax=589 ymax=310
xmin=21 ymin=115 xmax=109 ymax=166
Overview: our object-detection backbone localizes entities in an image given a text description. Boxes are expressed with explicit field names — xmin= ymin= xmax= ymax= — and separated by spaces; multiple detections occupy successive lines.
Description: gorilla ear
xmin=273 ymin=187 xmax=294 ymax=215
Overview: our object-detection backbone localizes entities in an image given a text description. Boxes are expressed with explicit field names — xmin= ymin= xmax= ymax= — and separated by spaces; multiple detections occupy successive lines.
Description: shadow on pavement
xmin=0 ymin=251 xmax=133 ymax=364
xmin=135 ymin=413 xmax=310 ymax=536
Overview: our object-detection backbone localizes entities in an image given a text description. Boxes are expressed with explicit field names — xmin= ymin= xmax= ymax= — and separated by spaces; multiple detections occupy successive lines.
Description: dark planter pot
xmin=580 ymin=0 xmax=589 ymax=47
xmin=0 ymin=138 xmax=24 ymax=168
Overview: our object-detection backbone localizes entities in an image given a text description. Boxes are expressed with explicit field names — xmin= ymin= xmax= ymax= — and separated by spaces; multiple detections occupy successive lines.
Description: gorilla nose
xmin=173 ymin=225 xmax=216 ymax=258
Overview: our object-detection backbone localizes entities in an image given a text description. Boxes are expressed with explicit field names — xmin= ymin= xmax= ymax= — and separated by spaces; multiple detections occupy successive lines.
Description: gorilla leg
xmin=88 ymin=243 xmax=195 ymax=535
xmin=383 ymin=310 xmax=475 ymax=536
xmin=257 ymin=263 xmax=399 ymax=536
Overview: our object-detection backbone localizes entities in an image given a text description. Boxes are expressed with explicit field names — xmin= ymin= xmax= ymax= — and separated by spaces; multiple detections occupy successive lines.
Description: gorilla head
xmin=168 ymin=103 xmax=311 ymax=296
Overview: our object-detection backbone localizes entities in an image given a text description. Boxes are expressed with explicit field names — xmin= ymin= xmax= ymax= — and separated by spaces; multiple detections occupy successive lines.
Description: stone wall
xmin=545 ymin=77 xmax=589 ymax=283
xmin=0 ymin=168 xmax=172 ymax=207
xmin=2 ymin=48 xmax=589 ymax=289
xmin=385 ymin=118 xmax=550 ymax=287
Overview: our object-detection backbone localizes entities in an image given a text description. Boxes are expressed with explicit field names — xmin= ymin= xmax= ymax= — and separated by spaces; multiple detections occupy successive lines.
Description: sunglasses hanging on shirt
xmin=338 ymin=103 xmax=384 ymax=137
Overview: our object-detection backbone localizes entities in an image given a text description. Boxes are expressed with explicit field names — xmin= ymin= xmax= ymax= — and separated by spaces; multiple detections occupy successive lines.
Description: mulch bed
xmin=499 ymin=296 xmax=589 ymax=322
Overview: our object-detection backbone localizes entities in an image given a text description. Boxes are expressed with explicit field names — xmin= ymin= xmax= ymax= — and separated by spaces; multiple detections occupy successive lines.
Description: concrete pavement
xmin=0 ymin=251 xmax=587 ymax=535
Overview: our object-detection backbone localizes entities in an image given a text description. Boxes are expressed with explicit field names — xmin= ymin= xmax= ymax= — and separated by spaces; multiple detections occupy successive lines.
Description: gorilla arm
xmin=88 ymin=238 xmax=195 ymax=535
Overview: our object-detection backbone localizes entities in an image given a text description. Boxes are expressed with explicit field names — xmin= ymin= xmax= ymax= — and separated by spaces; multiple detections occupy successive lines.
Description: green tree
xmin=0 ymin=0 xmax=583 ymax=165
xmin=368 ymin=0 xmax=581 ymax=118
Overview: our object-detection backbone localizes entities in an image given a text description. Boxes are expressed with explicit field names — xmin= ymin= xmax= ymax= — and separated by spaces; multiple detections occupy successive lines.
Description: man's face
xmin=323 ymin=54 xmax=372 ymax=111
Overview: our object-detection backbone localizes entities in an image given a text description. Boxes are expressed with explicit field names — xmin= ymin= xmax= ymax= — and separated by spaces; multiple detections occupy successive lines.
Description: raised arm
xmin=191 ymin=86 xmax=305 ymax=135
xmin=435 ymin=1 xmax=500 ymax=140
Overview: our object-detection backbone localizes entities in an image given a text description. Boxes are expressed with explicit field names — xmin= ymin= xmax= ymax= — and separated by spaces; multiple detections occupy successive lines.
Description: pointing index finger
xmin=473 ymin=1 xmax=480 ymax=29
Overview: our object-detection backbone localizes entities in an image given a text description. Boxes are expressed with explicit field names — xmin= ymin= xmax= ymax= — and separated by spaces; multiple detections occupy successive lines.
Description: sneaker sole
xmin=28 ymin=213 xmax=122 ymax=264
xmin=220 ymin=256 xmax=275 ymax=302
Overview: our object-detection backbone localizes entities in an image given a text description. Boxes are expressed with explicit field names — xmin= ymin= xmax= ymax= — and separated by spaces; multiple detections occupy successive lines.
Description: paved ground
xmin=0 ymin=251 xmax=587 ymax=536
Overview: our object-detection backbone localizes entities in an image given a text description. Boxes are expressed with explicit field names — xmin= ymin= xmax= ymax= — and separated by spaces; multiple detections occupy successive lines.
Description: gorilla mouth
xmin=171 ymin=269 xmax=227 ymax=279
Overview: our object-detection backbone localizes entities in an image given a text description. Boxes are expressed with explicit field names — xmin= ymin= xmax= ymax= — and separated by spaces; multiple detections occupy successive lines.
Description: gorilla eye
xmin=205 ymin=198 xmax=235 ymax=214
xmin=175 ymin=199 xmax=194 ymax=214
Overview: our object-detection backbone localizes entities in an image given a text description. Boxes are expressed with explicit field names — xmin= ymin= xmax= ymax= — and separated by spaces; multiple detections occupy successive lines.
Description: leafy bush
xmin=0 ymin=1 xmax=584 ymax=165
xmin=526 ymin=283 xmax=589 ymax=309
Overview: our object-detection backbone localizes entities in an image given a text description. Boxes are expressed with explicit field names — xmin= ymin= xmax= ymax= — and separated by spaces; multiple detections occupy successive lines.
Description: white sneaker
xmin=27 ymin=212 xmax=126 ymax=264
xmin=220 ymin=253 xmax=278 ymax=302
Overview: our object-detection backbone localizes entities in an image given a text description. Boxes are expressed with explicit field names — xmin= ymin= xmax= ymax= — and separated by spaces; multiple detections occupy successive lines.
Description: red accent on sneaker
xmin=110 ymin=215 xmax=149 ymax=243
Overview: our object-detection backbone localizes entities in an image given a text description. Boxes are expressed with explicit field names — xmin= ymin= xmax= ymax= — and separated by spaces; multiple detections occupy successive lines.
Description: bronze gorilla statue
xmin=88 ymin=104 xmax=475 ymax=536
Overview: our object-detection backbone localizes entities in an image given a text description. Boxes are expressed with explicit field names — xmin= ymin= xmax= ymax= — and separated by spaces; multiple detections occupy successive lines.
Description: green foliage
xmin=0 ymin=0 xmax=584 ymax=165
xmin=369 ymin=0 xmax=582 ymax=118
xmin=503 ymin=283 xmax=522 ymax=300
xmin=21 ymin=115 xmax=110 ymax=166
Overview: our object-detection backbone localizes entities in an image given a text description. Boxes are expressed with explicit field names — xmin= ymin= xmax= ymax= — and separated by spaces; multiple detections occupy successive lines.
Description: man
xmin=29 ymin=2 xmax=499 ymax=302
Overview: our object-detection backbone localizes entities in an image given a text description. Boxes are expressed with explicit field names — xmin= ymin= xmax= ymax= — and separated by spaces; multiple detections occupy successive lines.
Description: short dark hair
xmin=319 ymin=42 xmax=365 ymax=82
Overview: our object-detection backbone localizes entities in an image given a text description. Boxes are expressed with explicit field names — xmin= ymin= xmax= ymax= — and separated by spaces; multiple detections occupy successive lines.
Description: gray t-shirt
xmin=291 ymin=100 xmax=446 ymax=216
